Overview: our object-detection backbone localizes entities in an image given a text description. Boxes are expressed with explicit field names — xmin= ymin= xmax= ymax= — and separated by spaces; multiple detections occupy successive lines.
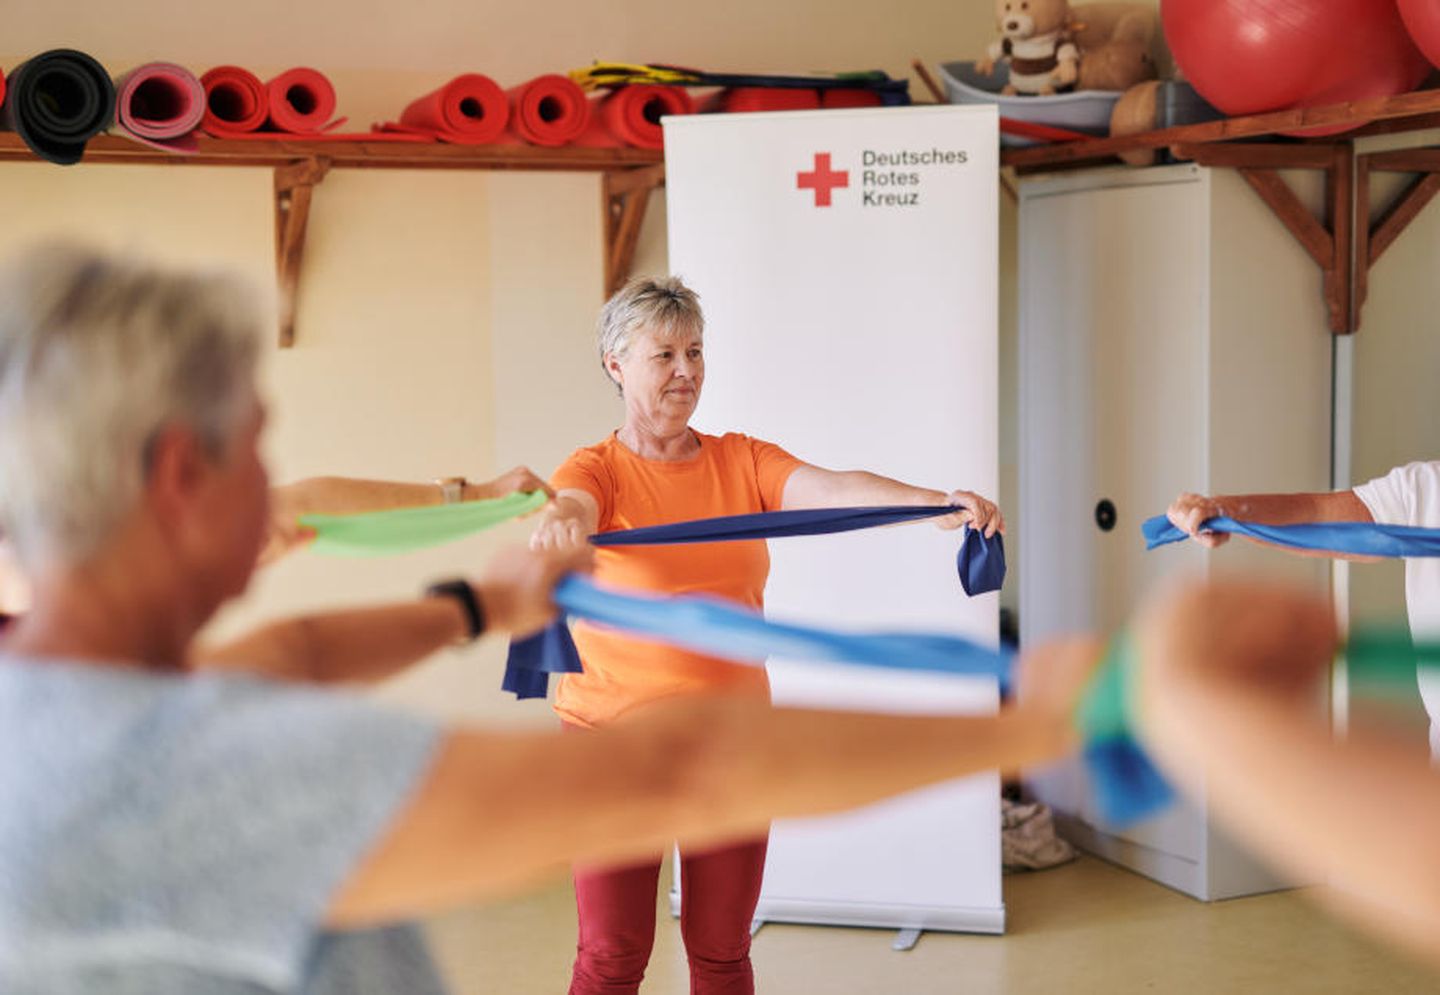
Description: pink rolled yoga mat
xmin=113 ymin=62 xmax=205 ymax=152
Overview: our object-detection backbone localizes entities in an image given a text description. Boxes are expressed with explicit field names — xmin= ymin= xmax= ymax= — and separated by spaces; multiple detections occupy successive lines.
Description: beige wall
xmin=2 ymin=0 xmax=1007 ymax=725
xmin=1350 ymin=130 xmax=1440 ymax=628
xmin=0 ymin=1 xmax=998 ymax=127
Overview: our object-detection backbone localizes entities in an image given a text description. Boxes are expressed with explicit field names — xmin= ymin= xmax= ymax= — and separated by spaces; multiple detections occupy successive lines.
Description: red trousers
xmin=565 ymin=704 xmax=767 ymax=993
xmin=568 ymin=834 xmax=769 ymax=995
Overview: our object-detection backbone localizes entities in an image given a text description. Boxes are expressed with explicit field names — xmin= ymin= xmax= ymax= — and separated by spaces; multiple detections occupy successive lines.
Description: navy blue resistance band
xmin=1143 ymin=515 xmax=1440 ymax=557
xmin=503 ymin=505 xmax=1006 ymax=699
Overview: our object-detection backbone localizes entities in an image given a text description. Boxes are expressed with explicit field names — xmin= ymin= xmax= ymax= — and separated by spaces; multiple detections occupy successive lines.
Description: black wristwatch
xmin=425 ymin=579 xmax=486 ymax=644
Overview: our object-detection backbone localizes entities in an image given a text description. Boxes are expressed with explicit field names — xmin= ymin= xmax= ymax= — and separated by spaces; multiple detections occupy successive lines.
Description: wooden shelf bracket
xmin=274 ymin=157 xmax=332 ymax=349
xmin=1355 ymin=147 xmax=1440 ymax=331
xmin=603 ymin=163 xmax=666 ymax=298
xmin=1177 ymin=143 xmax=1355 ymax=334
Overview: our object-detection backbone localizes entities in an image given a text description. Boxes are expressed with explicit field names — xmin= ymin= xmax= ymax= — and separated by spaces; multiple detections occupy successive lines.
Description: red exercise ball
xmin=1162 ymin=0 xmax=1430 ymax=134
xmin=1399 ymin=0 xmax=1440 ymax=71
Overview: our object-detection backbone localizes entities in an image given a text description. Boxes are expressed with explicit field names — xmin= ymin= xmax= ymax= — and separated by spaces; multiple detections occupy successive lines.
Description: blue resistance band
xmin=1073 ymin=634 xmax=1176 ymax=827
xmin=529 ymin=573 xmax=1011 ymax=680
xmin=1143 ymin=515 xmax=1440 ymax=557
xmin=509 ymin=575 xmax=1166 ymax=828
xmin=504 ymin=506 xmax=1006 ymax=699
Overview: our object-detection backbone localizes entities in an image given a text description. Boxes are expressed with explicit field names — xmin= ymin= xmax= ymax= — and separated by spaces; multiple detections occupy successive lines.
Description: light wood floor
xmin=425 ymin=854 xmax=1437 ymax=993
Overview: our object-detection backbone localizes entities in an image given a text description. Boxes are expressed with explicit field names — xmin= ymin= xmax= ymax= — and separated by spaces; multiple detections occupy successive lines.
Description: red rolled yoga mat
xmin=200 ymin=65 xmax=267 ymax=136
xmin=384 ymin=73 xmax=508 ymax=144
xmin=718 ymin=87 xmax=821 ymax=112
xmin=574 ymin=85 xmax=693 ymax=149
xmin=199 ymin=65 xmax=429 ymax=143
xmin=819 ymin=88 xmax=883 ymax=109
xmin=0 ymin=69 xmax=7 ymax=113
xmin=505 ymin=73 xmax=589 ymax=146
xmin=113 ymin=62 xmax=204 ymax=152
xmin=267 ymin=67 xmax=344 ymax=134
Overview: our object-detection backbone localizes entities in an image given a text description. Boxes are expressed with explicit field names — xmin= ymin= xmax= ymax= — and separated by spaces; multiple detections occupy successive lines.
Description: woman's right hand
xmin=475 ymin=543 xmax=595 ymax=636
xmin=1166 ymin=492 xmax=1229 ymax=547
xmin=530 ymin=501 xmax=590 ymax=552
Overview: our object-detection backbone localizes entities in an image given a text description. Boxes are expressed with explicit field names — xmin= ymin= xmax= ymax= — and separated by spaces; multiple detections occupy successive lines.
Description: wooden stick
xmin=911 ymin=59 xmax=948 ymax=105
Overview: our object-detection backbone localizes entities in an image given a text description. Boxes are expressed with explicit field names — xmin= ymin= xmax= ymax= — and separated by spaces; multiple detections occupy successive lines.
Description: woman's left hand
xmin=473 ymin=466 xmax=555 ymax=506
xmin=258 ymin=503 xmax=318 ymax=566
xmin=938 ymin=490 xmax=1005 ymax=538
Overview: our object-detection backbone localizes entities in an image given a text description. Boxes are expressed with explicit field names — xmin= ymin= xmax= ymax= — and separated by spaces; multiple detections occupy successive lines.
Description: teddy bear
xmin=1072 ymin=3 xmax=1161 ymax=92
xmin=977 ymin=0 xmax=1080 ymax=96
xmin=978 ymin=1 xmax=1160 ymax=96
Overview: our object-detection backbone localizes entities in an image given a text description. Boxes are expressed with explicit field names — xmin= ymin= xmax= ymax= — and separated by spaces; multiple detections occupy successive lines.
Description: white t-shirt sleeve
xmin=1354 ymin=461 xmax=1440 ymax=528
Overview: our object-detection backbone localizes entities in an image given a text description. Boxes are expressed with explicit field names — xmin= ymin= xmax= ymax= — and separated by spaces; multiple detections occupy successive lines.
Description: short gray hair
xmin=596 ymin=275 xmax=704 ymax=388
xmin=0 ymin=245 xmax=262 ymax=564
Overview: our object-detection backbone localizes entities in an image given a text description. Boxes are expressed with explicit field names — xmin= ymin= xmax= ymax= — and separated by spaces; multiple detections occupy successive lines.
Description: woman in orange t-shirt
xmin=531 ymin=275 xmax=1005 ymax=995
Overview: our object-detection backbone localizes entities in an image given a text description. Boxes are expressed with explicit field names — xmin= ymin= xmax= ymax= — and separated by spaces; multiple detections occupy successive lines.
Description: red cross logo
xmin=797 ymin=152 xmax=849 ymax=207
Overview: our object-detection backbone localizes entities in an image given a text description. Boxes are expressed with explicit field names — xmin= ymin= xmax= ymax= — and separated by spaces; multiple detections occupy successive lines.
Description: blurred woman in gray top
xmin=0 ymin=246 xmax=1094 ymax=994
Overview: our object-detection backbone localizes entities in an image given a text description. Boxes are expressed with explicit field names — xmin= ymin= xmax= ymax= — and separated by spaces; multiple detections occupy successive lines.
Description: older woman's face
xmin=612 ymin=325 xmax=704 ymax=424
xmin=187 ymin=393 xmax=271 ymax=607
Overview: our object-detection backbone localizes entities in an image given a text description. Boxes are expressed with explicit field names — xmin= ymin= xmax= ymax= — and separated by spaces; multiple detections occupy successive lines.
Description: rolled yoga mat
xmin=574 ymin=85 xmax=693 ymax=149
xmin=1 ymin=49 xmax=116 ymax=165
xmin=392 ymin=73 xmax=508 ymax=144
xmin=113 ymin=62 xmax=204 ymax=152
xmin=200 ymin=65 xmax=268 ymax=136
xmin=1142 ymin=515 xmax=1440 ymax=557
xmin=505 ymin=73 xmax=590 ymax=146
xmin=820 ymin=88 xmax=884 ymax=109
xmin=719 ymin=87 xmax=822 ymax=113
xmin=0 ymin=68 xmax=7 ymax=113
xmin=266 ymin=67 xmax=343 ymax=134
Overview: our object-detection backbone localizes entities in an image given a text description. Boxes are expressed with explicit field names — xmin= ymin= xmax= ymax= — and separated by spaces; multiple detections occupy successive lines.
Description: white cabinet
xmin=1018 ymin=164 xmax=1333 ymax=899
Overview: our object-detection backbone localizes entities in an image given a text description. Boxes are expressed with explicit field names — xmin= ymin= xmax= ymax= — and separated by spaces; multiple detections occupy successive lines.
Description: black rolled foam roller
xmin=2 ymin=49 xmax=117 ymax=165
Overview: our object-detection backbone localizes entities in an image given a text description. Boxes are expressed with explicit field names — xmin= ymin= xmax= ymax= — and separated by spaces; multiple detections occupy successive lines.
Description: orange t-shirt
xmin=550 ymin=431 xmax=804 ymax=727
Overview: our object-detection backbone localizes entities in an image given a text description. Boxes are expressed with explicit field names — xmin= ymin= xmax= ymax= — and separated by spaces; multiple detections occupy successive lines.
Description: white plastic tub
xmin=938 ymin=60 xmax=1122 ymax=147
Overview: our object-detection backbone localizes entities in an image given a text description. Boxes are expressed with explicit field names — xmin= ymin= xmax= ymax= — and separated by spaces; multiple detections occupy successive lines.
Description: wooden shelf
xmin=0 ymin=132 xmax=666 ymax=346
xmin=999 ymin=87 xmax=1440 ymax=173
xmin=996 ymin=86 xmax=1440 ymax=334
xmin=0 ymin=132 xmax=662 ymax=170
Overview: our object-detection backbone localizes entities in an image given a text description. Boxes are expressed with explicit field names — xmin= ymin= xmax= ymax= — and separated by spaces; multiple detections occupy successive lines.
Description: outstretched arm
xmin=263 ymin=467 xmax=554 ymax=565
xmin=195 ymin=544 xmax=591 ymax=683
xmin=326 ymin=635 xmax=1097 ymax=926
xmin=1134 ymin=581 xmax=1440 ymax=964
xmin=1165 ymin=489 xmax=1376 ymax=560
xmin=781 ymin=463 xmax=1004 ymax=537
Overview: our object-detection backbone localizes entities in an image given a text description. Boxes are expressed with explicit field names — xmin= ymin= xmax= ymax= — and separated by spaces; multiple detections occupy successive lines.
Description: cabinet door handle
xmin=1095 ymin=499 xmax=1117 ymax=532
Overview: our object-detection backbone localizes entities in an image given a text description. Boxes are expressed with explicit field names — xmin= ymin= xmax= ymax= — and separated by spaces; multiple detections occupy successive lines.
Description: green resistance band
xmin=299 ymin=490 xmax=548 ymax=557
xmin=1074 ymin=632 xmax=1138 ymax=745
xmin=1070 ymin=625 xmax=1432 ymax=827
xmin=1076 ymin=624 xmax=1435 ymax=743
xmin=1344 ymin=627 xmax=1440 ymax=695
